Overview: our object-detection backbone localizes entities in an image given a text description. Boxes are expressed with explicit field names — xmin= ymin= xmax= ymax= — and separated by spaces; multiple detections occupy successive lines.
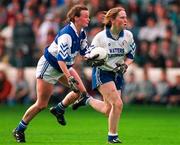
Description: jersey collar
xmin=70 ymin=22 xmax=83 ymax=37
xmin=106 ymin=28 xmax=124 ymax=40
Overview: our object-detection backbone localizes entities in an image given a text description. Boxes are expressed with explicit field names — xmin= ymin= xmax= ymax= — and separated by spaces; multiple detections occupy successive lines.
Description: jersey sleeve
xmin=87 ymin=32 xmax=103 ymax=54
xmin=56 ymin=34 xmax=72 ymax=62
xmin=126 ymin=31 xmax=136 ymax=59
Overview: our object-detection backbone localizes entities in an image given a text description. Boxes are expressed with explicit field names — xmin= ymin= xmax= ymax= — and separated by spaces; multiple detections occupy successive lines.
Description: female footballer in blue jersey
xmin=13 ymin=5 xmax=91 ymax=143
xmin=73 ymin=7 xmax=136 ymax=143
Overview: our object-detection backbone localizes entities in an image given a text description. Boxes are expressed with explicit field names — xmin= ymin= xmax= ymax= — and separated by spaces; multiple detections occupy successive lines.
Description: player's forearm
xmin=124 ymin=58 xmax=134 ymax=66
xmin=58 ymin=61 xmax=71 ymax=79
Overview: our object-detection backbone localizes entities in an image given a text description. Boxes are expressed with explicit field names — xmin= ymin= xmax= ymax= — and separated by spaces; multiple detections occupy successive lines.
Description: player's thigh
xmin=98 ymin=81 xmax=121 ymax=104
xmin=36 ymin=79 xmax=54 ymax=104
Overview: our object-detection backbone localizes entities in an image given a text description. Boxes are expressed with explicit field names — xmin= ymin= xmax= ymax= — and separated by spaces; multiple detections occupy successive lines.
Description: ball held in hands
xmin=89 ymin=47 xmax=108 ymax=60
xmin=87 ymin=47 xmax=108 ymax=66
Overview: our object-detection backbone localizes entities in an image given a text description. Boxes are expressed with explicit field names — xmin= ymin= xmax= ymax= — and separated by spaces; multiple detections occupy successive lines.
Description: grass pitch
xmin=0 ymin=104 xmax=180 ymax=145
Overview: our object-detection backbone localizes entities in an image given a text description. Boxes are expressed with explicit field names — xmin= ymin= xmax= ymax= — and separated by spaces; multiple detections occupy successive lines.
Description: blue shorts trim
xmin=92 ymin=67 xmax=124 ymax=90
xmin=39 ymin=60 xmax=49 ymax=79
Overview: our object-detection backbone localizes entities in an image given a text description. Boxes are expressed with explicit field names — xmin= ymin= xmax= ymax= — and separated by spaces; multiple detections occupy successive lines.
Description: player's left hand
xmin=113 ymin=63 xmax=128 ymax=74
xmin=86 ymin=54 xmax=105 ymax=67
xmin=68 ymin=76 xmax=79 ymax=93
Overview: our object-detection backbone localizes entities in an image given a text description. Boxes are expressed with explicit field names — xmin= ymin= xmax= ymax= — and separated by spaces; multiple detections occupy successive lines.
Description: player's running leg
xmin=13 ymin=79 xmax=53 ymax=142
xmin=98 ymin=82 xmax=123 ymax=143
xmin=50 ymin=67 xmax=87 ymax=125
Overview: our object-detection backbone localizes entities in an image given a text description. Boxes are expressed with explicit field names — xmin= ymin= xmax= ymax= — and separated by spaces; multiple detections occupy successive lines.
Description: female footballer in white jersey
xmin=13 ymin=5 xmax=91 ymax=143
xmin=73 ymin=7 xmax=136 ymax=143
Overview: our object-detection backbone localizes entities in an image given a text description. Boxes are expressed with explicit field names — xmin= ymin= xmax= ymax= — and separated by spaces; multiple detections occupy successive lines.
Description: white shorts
xmin=36 ymin=56 xmax=64 ymax=84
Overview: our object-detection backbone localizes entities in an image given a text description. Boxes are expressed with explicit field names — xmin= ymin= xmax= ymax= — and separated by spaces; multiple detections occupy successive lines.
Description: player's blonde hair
xmin=103 ymin=7 xmax=125 ymax=28
xmin=66 ymin=4 xmax=88 ymax=23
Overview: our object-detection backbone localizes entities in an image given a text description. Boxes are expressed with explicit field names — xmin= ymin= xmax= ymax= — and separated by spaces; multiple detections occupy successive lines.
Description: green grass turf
xmin=0 ymin=104 xmax=180 ymax=145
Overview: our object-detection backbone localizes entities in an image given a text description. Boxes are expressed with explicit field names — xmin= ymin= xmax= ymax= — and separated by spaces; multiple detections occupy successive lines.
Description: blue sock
xmin=16 ymin=120 xmax=28 ymax=132
xmin=55 ymin=102 xmax=66 ymax=113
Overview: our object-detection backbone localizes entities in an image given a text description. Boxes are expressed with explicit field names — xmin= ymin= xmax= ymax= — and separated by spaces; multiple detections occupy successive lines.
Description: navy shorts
xmin=92 ymin=67 xmax=124 ymax=90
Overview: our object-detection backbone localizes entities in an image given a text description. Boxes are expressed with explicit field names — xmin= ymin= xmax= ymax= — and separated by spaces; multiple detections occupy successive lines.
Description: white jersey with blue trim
xmin=44 ymin=22 xmax=88 ymax=71
xmin=90 ymin=28 xmax=136 ymax=71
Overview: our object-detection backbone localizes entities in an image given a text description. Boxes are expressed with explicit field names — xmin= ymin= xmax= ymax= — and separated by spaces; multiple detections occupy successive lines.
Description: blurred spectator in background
xmin=6 ymin=0 xmax=22 ymax=13
xmin=135 ymin=67 xmax=156 ymax=104
xmin=0 ymin=36 xmax=9 ymax=64
xmin=152 ymin=69 xmax=170 ymax=105
xmin=37 ymin=3 xmax=47 ymax=20
xmin=0 ymin=4 xmax=7 ymax=30
xmin=138 ymin=17 xmax=161 ymax=42
xmin=139 ymin=2 xmax=156 ymax=26
xmin=125 ymin=0 xmax=140 ymax=26
xmin=101 ymin=0 xmax=118 ymax=11
xmin=168 ymin=74 xmax=180 ymax=106
xmin=88 ymin=11 xmax=104 ymax=42
xmin=164 ymin=26 xmax=178 ymax=52
xmin=47 ymin=0 xmax=63 ymax=15
xmin=89 ymin=11 xmax=104 ymax=29
xmin=31 ymin=16 xmax=42 ymax=59
xmin=165 ymin=24 xmax=178 ymax=42
xmin=0 ymin=17 xmax=16 ymax=51
xmin=154 ymin=3 xmax=168 ymax=39
xmin=46 ymin=29 xmax=56 ymax=46
xmin=127 ymin=18 xmax=139 ymax=42
xmin=6 ymin=1 xmax=19 ymax=20
xmin=12 ymin=68 xmax=31 ymax=105
xmin=10 ymin=49 xmax=26 ymax=68
xmin=174 ymin=46 xmax=180 ymax=67
xmin=146 ymin=41 xmax=165 ymax=68
xmin=0 ymin=70 xmax=13 ymax=103
xmin=23 ymin=4 xmax=37 ymax=25
xmin=135 ymin=40 xmax=149 ymax=67
xmin=167 ymin=0 xmax=179 ymax=34
xmin=123 ymin=72 xmax=138 ymax=104
xmin=11 ymin=12 xmax=35 ymax=67
xmin=23 ymin=0 xmax=38 ymax=17
xmin=57 ymin=0 xmax=74 ymax=23
xmin=160 ymin=39 xmax=175 ymax=67
xmin=87 ymin=0 xmax=101 ymax=17
xmin=38 ymin=13 xmax=59 ymax=50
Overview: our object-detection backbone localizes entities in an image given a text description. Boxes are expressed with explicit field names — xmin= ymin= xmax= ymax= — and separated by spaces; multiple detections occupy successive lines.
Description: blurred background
xmin=0 ymin=0 xmax=179 ymax=107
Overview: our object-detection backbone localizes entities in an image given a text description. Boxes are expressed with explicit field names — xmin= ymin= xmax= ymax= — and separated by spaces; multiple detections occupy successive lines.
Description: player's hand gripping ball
xmin=87 ymin=47 xmax=108 ymax=67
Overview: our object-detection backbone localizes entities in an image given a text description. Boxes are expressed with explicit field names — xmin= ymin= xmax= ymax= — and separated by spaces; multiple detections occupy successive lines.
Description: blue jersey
xmin=44 ymin=22 xmax=88 ymax=72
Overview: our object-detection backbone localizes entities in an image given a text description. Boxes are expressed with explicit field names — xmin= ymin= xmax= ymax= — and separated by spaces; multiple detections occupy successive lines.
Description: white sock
xmin=86 ymin=97 xmax=91 ymax=105
xmin=108 ymin=132 xmax=118 ymax=136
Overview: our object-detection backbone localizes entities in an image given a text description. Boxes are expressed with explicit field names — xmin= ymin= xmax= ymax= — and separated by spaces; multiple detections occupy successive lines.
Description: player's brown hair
xmin=66 ymin=5 xmax=88 ymax=23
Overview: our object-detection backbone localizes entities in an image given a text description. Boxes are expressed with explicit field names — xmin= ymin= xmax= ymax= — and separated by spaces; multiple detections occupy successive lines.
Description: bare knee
xmin=117 ymin=100 xmax=123 ymax=110
xmin=104 ymin=100 xmax=123 ymax=116
xmin=112 ymin=99 xmax=123 ymax=112
xmin=109 ymin=90 xmax=123 ymax=107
